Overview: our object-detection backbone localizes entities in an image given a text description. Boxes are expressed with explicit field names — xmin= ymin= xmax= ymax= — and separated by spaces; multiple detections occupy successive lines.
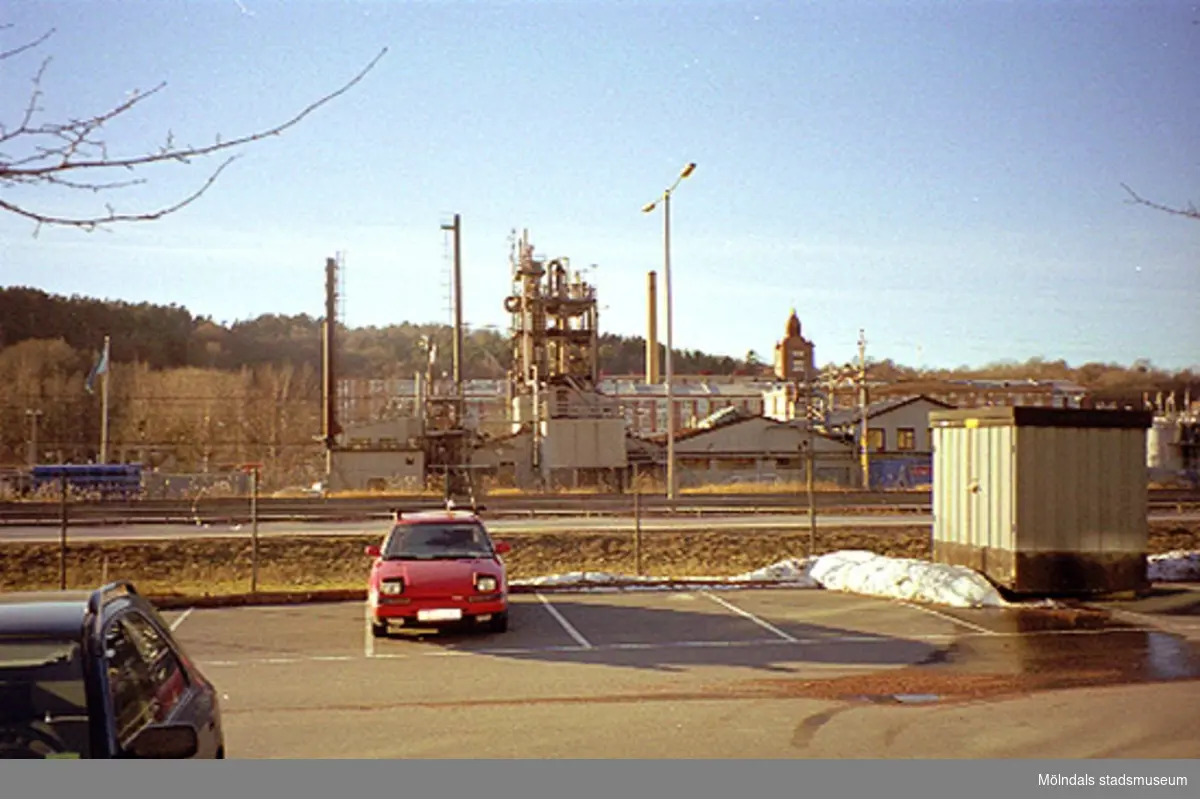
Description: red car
xmin=365 ymin=509 xmax=512 ymax=637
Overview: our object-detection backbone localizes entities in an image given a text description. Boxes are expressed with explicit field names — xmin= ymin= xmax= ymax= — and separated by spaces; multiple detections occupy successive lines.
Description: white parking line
xmin=701 ymin=592 xmax=798 ymax=642
xmin=895 ymin=601 xmax=995 ymax=635
xmin=364 ymin=602 xmax=376 ymax=659
xmin=1107 ymin=608 xmax=1200 ymax=637
xmin=169 ymin=608 xmax=193 ymax=632
xmin=536 ymin=592 xmax=593 ymax=649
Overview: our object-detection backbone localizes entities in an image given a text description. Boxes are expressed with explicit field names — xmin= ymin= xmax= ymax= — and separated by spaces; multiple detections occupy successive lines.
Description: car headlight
xmin=475 ymin=575 xmax=498 ymax=593
xmin=380 ymin=579 xmax=405 ymax=595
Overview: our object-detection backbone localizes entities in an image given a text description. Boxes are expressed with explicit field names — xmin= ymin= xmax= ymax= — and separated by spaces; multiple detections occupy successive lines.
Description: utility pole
xmin=802 ymin=378 xmax=816 ymax=556
xmin=25 ymin=409 xmax=43 ymax=468
xmin=321 ymin=257 xmax=340 ymax=488
xmin=858 ymin=329 xmax=870 ymax=490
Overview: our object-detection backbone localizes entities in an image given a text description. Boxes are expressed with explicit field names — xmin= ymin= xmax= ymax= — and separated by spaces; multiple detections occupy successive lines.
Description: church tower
xmin=771 ymin=309 xmax=816 ymax=422
xmin=774 ymin=309 xmax=815 ymax=383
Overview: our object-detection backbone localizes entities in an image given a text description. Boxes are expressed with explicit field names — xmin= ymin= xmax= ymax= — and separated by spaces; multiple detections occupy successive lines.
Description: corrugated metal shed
xmin=930 ymin=407 xmax=1153 ymax=596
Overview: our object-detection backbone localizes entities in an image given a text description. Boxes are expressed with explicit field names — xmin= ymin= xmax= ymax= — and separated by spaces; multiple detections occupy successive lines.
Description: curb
xmin=146 ymin=580 xmax=823 ymax=609
xmin=148 ymin=589 xmax=366 ymax=610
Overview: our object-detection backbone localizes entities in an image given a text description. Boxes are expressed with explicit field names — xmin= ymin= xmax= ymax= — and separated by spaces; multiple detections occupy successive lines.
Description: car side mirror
xmin=494 ymin=541 xmax=511 ymax=555
xmin=125 ymin=723 xmax=200 ymax=759
xmin=365 ymin=545 xmax=381 ymax=558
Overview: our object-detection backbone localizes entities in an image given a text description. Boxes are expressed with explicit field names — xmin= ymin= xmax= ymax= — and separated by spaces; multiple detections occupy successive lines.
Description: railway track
xmin=1 ymin=488 xmax=1196 ymax=526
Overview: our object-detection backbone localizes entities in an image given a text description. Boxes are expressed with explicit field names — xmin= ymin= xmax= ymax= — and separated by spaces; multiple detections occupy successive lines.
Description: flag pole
xmin=100 ymin=336 xmax=110 ymax=464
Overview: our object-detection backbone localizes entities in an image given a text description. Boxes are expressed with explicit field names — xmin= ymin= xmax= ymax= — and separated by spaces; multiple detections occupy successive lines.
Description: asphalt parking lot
xmin=159 ymin=589 xmax=1200 ymax=759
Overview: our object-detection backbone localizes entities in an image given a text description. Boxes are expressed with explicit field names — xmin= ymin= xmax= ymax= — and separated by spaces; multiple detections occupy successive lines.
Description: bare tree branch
xmin=0 ymin=26 xmax=53 ymax=61
xmin=1 ymin=25 xmax=388 ymax=231
xmin=1121 ymin=183 xmax=1200 ymax=221
xmin=0 ymin=157 xmax=238 ymax=235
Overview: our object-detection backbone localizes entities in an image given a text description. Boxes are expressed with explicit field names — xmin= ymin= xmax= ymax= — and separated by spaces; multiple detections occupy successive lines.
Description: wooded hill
xmin=0 ymin=286 xmax=744 ymax=379
xmin=3 ymin=286 xmax=1196 ymax=388
xmin=0 ymin=286 xmax=1195 ymax=479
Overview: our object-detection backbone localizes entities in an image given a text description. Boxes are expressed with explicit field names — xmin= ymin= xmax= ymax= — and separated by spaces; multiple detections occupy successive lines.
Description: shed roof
xmin=930 ymin=407 xmax=1153 ymax=429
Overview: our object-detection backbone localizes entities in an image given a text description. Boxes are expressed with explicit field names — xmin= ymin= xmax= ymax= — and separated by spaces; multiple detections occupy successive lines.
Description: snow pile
xmin=728 ymin=557 xmax=819 ymax=587
xmin=808 ymin=550 xmax=1009 ymax=608
xmin=512 ymin=550 xmax=1009 ymax=607
xmin=510 ymin=549 xmax=1200 ymax=606
xmin=1148 ymin=550 xmax=1200 ymax=582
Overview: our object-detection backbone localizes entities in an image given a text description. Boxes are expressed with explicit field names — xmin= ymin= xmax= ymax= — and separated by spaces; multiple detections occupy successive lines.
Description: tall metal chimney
xmin=646 ymin=270 xmax=660 ymax=384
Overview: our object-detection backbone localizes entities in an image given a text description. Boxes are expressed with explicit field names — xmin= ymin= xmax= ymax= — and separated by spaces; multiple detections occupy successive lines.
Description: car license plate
xmin=418 ymin=608 xmax=463 ymax=622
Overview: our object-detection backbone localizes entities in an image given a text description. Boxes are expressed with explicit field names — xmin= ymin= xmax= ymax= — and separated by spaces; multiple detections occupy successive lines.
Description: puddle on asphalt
xmin=855 ymin=694 xmax=942 ymax=705
xmin=747 ymin=607 xmax=1200 ymax=705
xmin=946 ymin=613 xmax=1200 ymax=685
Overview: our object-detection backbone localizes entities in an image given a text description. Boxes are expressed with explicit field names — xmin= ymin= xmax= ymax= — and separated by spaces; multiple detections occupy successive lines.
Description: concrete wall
xmin=540 ymin=419 xmax=628 ymax=469
xmin=339 ymin=417 xmax=423 ymax=447
xmin=328 ymin=450 xmax=425 ymax=491
xmin=672 ymin=457 xmax=857 ymax=488
xmin=470 ymin=432 xmax=536 ymax=489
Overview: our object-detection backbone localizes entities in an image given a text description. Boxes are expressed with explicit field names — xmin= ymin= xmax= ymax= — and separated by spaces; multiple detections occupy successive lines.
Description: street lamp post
xmin=642 ymin=162 xmax=696 ymax=502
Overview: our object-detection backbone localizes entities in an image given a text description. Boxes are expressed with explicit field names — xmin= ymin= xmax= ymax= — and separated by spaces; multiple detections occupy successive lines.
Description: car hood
xmin=377 ymin=558 xmax=503 ymax=596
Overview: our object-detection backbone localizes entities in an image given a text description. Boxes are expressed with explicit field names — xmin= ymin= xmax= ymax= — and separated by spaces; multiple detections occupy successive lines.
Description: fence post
xmin=250 ymin=467 xmax=260 ymax=595
xmin=805 ymin=440 xmax=816 ymax=558
xmin=634 ymin=470 xmax=643 ymax=577
xmin=59 ymin=473 xmax=68 ymax=590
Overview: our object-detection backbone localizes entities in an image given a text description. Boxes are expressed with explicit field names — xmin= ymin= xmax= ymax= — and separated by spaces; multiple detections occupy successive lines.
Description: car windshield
xmin=0 ymin=639 xmax=92 ymax=759
xmin=383 ymin=522 xmax=494 ymax=560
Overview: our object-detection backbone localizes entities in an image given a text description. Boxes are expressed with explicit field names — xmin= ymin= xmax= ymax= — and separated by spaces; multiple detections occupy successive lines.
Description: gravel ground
xmin=1 ymin=522 xmax=1197 ymax=596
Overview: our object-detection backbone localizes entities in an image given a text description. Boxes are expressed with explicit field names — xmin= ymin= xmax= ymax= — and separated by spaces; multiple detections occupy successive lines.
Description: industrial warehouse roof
xmin=639 ymin=412 xmax=851 ymax=448
xmin=337 ymin=377 xmax=781 ymax=397
xmin=824 ymin=394 xmax=955 ymax=428
xmin=597 ymin=379 xmax=779 ymax=396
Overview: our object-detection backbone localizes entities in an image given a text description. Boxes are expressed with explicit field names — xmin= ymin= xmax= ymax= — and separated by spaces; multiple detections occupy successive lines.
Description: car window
xmin=0 ymin=639 xmax=91 ymax=759
xmin=104 ymin=613 xmax=188 ymax=749
xmin=122 ymin=613 xmax=190 ymax=713
xmin=105 ymin=620 xmax=157 ymax=748
xmin=384 ymin=522 xmax=493 ymax=559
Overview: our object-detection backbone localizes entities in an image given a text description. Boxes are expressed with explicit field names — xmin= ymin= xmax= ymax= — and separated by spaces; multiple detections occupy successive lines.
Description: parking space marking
xmin=1106 ymin=608 xmax=1200 ymax=637
xmin=188 ymin=625 xmax=1175 ymax=670
xmin=364 ymin=602 xmax=375 ymax=659
xmin=169 ymin=608 xmax=193 ymax=632
xmin=536 ymin=592 xmax=593 ymax=649
xmin=701 ymin=591 xmax=798 ymax=642
xmin=896 ymin=601 xmax=995 ymax=635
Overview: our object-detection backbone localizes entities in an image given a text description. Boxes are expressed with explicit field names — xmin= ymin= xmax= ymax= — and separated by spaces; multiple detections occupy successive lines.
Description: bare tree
xmin=1 ymin=24 xmax=387 ymax=233
xmin=1121 ymin=184 xmax=1199 ymax=221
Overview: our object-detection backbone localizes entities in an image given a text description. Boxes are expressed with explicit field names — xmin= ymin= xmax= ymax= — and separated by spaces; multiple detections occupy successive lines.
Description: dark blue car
xmin=0 ymin=582 xmax=224 ymax=759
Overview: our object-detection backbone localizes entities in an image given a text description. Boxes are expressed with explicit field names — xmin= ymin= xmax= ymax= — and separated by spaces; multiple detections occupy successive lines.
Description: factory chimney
xmin=646 ymin=270 xmax=660 ymax=384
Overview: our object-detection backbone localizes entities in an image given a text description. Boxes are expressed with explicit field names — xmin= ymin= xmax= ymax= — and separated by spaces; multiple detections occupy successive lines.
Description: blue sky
xmin=1 ymin=0 xmax=1197 ymax=371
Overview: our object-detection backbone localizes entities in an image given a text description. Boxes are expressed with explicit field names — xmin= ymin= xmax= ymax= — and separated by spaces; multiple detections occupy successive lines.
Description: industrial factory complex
xmin=316 ymin=228 xmax=1200 ymax=498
